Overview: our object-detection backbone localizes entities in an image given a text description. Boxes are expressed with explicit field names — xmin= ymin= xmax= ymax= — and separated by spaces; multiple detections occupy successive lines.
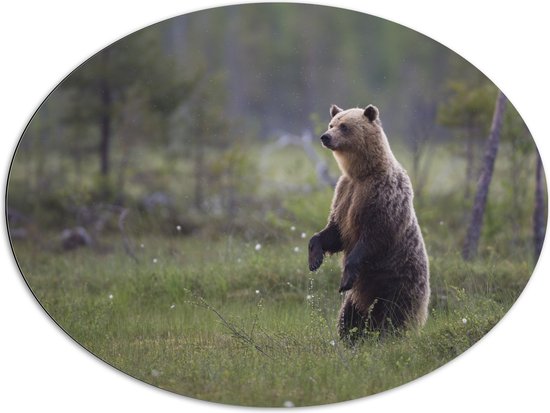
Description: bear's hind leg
xmin=338 ymin=294 xmax=365 ymax=345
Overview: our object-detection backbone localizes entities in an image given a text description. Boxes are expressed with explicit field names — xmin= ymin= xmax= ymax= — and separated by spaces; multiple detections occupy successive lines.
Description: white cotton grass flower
xmin=306 ymin=294 xmax=313 ymax=300
xmin=290 ymin=226 xmax=296 ymax=231
xmin=301 ymin=232 xmax=306 ymax=238
xmin=462 ymin=318 xmax=468 ymax=324
xmin=153 ymin=258 xmax=158 ymax=264
xmin=140 ymin=243 xmax=144 ymax=248
xmin=255 ymin=243 xmax=262 ymax=251
xmin=176 ymin=225 xmax=182 ymax=231
xmin=170 ymin=304 xmax=176 ymax=309
xmin=293 ymin=246 xmax=300 ymax=253
xmin=108 ymin=294 xmax=113 ymax=300
xmin=283 ymin=401 xmax=295 ymax=408
xmin=329 ymin=340 xmax=336 ymax=346
xmin=255 ymin=289 xmax=260 ymax=294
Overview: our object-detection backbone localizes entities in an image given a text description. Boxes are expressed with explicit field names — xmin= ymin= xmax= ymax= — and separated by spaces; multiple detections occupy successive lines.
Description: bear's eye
xmin=329 ymin=124 xmax=334 ymax=129
xmin=339 ymin=123 xmax=349 ymax=132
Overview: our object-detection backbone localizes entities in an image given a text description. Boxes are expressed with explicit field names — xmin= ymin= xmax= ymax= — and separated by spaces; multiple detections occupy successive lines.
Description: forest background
xmin=8 ymin=4 xmax=544 ymax=260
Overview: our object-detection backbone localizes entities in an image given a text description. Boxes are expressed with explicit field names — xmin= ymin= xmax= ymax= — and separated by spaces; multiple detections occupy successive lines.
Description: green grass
xmin=13 ymin=231 xmax=529 ymax=407
xmin=8 ymin=139 xmax=541 ymax=406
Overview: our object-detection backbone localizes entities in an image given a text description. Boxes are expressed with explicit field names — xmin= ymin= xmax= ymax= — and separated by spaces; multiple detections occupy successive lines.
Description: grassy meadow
xmin=8 ymin=143 xmax=538 ymax=407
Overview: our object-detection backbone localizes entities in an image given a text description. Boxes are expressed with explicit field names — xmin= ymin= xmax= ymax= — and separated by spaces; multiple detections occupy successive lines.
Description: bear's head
xmin=320 ymin=104 xmax=396 ymax=179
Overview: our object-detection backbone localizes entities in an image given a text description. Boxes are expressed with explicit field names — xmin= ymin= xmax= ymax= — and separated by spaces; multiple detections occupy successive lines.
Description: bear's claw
xmin=308 ymin=235 xmax=324 ymax=271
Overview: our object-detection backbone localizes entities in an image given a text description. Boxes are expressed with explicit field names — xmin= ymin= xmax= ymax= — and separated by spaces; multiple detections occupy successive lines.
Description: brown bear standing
xmin=309 ymin=104 xmax=430 ymax=342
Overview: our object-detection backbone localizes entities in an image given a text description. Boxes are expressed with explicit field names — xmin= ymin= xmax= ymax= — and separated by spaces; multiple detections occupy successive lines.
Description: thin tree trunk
xmin=99 ymin=81 xmax=112 ymax=177
xmin=99 ymin=49 xmax=112 ymax=178
xmin=462 ymin=91 xmax=508 ymax=260
xmin=412 ymin=137 xmax=420 ymax=191
xmin=224 ymin=7 xmax=244 ymax=117
xmin=465 ymin=134 xmax=474 ymax=200
xmin=35 ymin=107 xmax=48 ymax=192
xmin=194 ymin=143 xmax=205 ymax=212
xmin=533 ymin=150 xmax=546 ymax=260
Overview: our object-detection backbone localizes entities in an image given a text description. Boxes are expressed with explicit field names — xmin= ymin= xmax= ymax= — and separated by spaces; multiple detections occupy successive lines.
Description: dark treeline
xmin=22 ymin=4 xmax=463 ymax=158
xmin=8 ymin=3 xmax=546 ymax=261
xmin=168 ymin=4 xmax=455 ymax=136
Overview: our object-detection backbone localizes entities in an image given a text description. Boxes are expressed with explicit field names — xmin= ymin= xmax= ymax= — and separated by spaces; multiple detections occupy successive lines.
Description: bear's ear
xmin=364 ymin=105 xmax=379 ymax=122
xmin=330 ymin=104 xmax=343 ymax=118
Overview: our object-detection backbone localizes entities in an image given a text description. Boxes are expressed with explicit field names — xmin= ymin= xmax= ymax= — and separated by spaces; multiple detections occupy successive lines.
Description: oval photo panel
xmin=7 ymin=3 xmax=546 ymax=407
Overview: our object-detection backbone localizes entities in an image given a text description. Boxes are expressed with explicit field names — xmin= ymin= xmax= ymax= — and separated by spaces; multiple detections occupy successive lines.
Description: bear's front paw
xmin=308 ymin=234 xmax=324 ymax=271
xmin=339 ymin=263 xmax=359 ymax=292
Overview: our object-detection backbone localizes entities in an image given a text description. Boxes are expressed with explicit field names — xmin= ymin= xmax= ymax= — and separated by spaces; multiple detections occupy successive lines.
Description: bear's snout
xmin=320 ymin=133 xmax=334 ymax=149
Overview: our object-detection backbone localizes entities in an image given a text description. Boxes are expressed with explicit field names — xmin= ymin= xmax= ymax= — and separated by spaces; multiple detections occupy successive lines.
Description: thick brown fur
xmin=309 ymin=104 xmax=430 ymax=343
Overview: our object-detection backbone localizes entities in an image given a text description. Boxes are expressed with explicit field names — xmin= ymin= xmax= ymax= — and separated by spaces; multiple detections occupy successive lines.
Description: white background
xmin=1 ymin=1 xmax=549 ymax=412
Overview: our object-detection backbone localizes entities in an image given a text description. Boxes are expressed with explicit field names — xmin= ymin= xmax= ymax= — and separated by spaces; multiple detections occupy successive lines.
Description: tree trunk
xmin=412 ymin=136 xmax=420 ymax=192
xmin=533 ymin=150 xmax=546 ymax=260
xmin=99 ymin=80 xmax=112 ymax=177
xmin=99 ymin=49 xmax=112 ymax=178
xmin=465 ymin=134 xmax=474 ymax=200
xmin=462 ymin=91 xmax=508 ymax=260
xmin=224 ymin=7 xmax=244 ymax=117
xmin=194 ymin=143 xmax=205 ymax=212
